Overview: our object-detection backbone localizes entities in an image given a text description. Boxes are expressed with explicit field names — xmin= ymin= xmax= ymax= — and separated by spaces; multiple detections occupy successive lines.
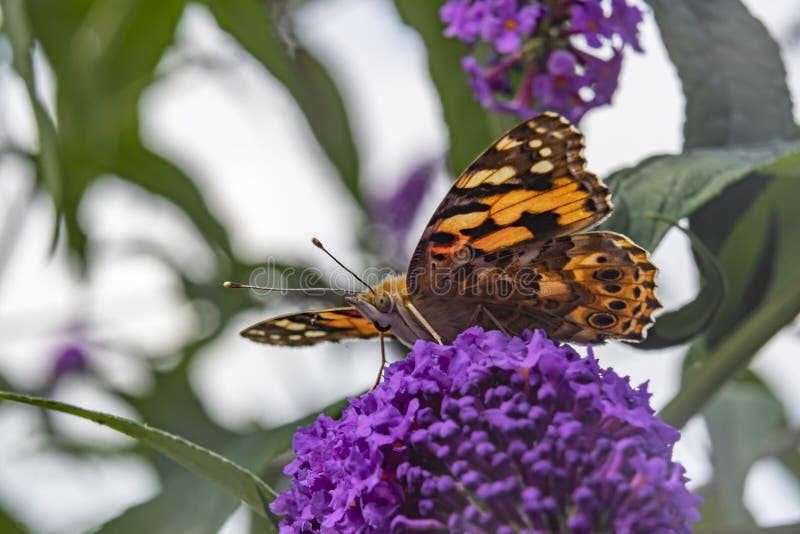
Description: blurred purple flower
xmin=271 ymin=328 xmax=702 ymax=533
xmin=532 ymin=49 xmax=587 ymax=122
xmin=581 ymin=49 xmax=624 ymax=106
xmin=610 ymin=0 xmax=645 ymax=52
xmin=570 ymin=1 xmax=609 ymax=48
xmin=481 ymin=1 xmax=546 ymax=53
xmin=373 ymin=161 xmax=437 ymax=254
xmin=439 ymin=0 xmax=645 ymax=121
xmin=52 ymin=345 xmax=87 ymax=377
xmin=440 ymin=0 xmax=490 ymax=42
xmin=46 ymin=342 xmax=88 ymax=391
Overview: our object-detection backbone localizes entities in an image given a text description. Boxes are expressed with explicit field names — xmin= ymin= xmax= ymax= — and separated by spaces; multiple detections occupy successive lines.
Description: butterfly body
xmin=239 ymin=113 xmax=660 ymax=348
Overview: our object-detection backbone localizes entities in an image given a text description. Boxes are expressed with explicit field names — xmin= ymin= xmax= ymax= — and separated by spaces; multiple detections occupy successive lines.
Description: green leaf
xmin=645 ymin=0 xmax=796 ymax=148
xmin=0 ymin=391 xmax=277 ymax=518
xmin=393 ymin=1 xmax=494 ymax=175
xmin=600 ymin=142 xmax=800 ymax=251
xmin=202 ymin=0 xmax=362 ymax=209
xmin=700 ymin=379 xmax=782 ymax=527
xmin=635 ymin=219 xmax=726 ymax=349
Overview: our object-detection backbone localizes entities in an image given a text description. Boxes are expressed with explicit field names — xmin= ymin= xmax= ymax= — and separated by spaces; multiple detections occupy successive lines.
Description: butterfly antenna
xmin=311 ymin=237 xmax=375 ymax=294
xmin=223 ymin=281 xmax=355 ymax=293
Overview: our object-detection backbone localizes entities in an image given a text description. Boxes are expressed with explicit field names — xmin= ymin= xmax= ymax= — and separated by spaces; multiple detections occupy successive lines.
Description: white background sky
xmin=0 ymin=0 xmax=799 ymax=532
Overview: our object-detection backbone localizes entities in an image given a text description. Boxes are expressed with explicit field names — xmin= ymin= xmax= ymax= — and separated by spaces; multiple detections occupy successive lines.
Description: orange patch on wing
xmin=438 ymin=210 xmax=490 ymax=234
xmin=472 ymin=226 xmax=533 ymax=251
xmin=490 ymin=189 xmax=538 ymax=216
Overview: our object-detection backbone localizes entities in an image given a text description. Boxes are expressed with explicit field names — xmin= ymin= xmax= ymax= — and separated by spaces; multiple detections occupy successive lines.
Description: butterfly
xmin=238 ymin=112 xmax=660 ymax=352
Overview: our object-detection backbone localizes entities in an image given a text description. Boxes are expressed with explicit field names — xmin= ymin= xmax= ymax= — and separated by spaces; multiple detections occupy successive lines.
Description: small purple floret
xmin=272 ymin=328 xmax=702 ymax=533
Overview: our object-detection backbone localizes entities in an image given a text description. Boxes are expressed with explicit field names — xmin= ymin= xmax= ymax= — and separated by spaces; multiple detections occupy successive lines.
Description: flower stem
xmin=659 ymin=281 xmax=800 ymax=429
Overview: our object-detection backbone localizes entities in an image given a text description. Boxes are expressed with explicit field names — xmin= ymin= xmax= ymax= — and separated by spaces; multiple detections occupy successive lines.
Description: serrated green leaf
xmin=392 ymin=1 xmax=494 ymax=175
xmin=635 ymin=219 xmax=726 ymax=349
xmin=600 ymin=142 xmax=800 ymax=251
xmin=646 ymin=0 xmax=796 ymax=148
xmin=202 ymin=0 xmax=362 ymax=209
xmin=0 ymin=391 xmax=277 ymax=518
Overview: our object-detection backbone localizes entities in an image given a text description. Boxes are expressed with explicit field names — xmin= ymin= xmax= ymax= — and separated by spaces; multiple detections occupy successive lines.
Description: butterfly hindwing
xmin=409 ymin=111 xmax=612 ymax=295
xmin=471 ymin=232 xmax=659 ymax=343
xmin=240 ymin=307 xmax=388 ymax=346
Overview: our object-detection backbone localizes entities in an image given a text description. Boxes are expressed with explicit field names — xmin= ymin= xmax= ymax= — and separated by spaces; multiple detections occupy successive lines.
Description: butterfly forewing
xmin=408 ymin=112 xmax=612 ymax=294
xmin=406 ymin=112 xmax=660 ymax=344
xmin=240 ymin=307 xmax=389 ymax=346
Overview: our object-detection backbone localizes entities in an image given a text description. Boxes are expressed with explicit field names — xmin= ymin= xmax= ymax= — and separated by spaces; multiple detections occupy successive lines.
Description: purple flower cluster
xmin=271 ymin=328 xmax=701 ymax=533
xmin=440 ymin=0 xmax=644 ymax=121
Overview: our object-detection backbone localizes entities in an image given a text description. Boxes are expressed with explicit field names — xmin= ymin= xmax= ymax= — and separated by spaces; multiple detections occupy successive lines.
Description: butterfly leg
xmin=370 ymin=332 xmax=388 ymax=391
xmin=406 ymin=302 xmax=444 ymax=345
xmin=477 ymin=304 xmax=512 ymax=336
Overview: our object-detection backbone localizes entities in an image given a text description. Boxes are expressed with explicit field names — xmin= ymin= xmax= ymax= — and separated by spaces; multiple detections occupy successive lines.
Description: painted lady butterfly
xmin=238 ymin=112 xmax=660 ymax=352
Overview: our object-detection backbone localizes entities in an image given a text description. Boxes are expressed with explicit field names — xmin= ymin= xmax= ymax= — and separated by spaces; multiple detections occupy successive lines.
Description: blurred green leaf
xmin=757 ymin=152 xmax=800 ymax=302
xmin=779 ymin=448 xmax=800 ymax=483
xmin=393 ymin=1 xmax=494 ymax=175
xmin=14 ymin=0 xmax=236 ymax=262
xmin=250 ymin=511 xmax=279 ymax=534
xmin=601 ymin=142 xmax=800 ymax=251
xmin=689 ymin=173 xmax=771 ymax=257
xmin=646 ymin=0 xmax=796 ymax=148
xmin=111 ymin=145 xmax=232 ymax=256
xmin=699 ymin=379 xmax=782 ymax=528
xmin=636 ymin=219 xmax=726 ymax=349
xmin=119 ymin=366 xmax=236 ymax=475
xmin=0 ymin=505 xmax=26 ymax=534
xmin=0 ymin=0 xmax=63 ymax=230
xmin=99 ymin=400 xmax=344 ymax=533
xmin=666 ymin=149 xmax=800 ymax=425
xmin=707 ymin=203 xmax=779 ymax=345
xmin=98 ymin=425 xmax=287 ymax=534
xmin=659 ymin=279 xmax=800 ymax=429
xmin=201 ymin=0 xmax=363 ymax=209
xmin=0 ymin=391 xmax=277 ymax=517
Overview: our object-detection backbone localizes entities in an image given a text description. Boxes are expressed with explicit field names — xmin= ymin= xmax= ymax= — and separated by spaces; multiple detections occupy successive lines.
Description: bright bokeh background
xmin=0 ymin=1 xmax=799 ymax=532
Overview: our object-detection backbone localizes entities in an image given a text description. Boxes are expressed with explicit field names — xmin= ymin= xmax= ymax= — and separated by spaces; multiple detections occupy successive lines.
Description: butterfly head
xmin=346 ymin=274 xmax=408 ymax=335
